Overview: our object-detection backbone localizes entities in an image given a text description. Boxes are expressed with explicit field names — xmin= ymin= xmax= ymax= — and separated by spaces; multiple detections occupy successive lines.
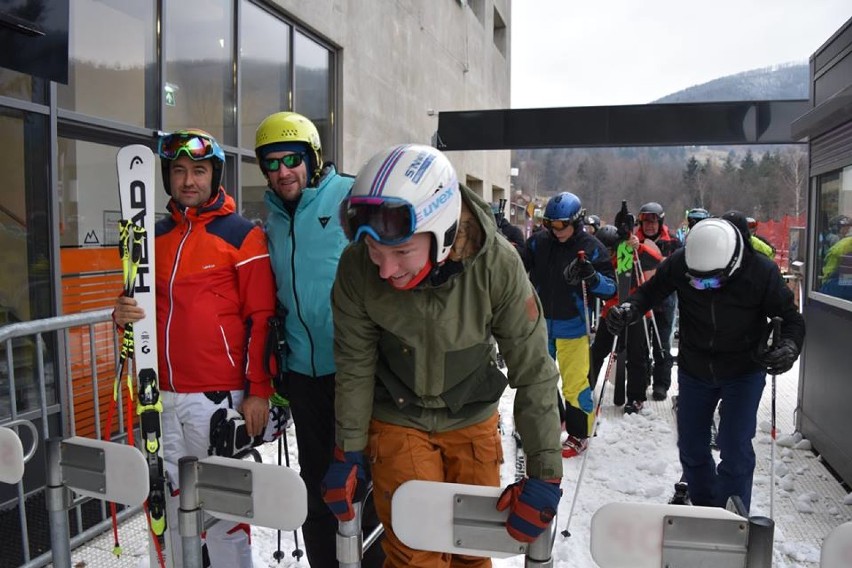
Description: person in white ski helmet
xmin=323 ymin=144 xmax=563 ymax=565
xmin=606 ymin=217 xmax=804 ymax=513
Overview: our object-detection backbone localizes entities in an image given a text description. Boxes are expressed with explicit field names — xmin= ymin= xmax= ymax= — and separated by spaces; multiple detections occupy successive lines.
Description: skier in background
xmin=113 ymin=129 xmax=276 ymax=567
xmin=585 ymin=213 xmax=601 ymax=235
xmin=746 ymin=217 xmax=777 ymax=259
xmin=255 ymin=111 xmax=384 ymax=567
xmin=323 ymin=144 xmax=563 ymax=567
xmin=607 ymin=217 xmax=804 ymax=512
xmin=492 ymin=199 xmax=526 ymax=254
xmin=631 ymin=202 xmax=681 ymax=401
xmin=523 ymin=192 xmax=616 ymax=458
xmin=590 ymin=224 xmax=660 ymax=413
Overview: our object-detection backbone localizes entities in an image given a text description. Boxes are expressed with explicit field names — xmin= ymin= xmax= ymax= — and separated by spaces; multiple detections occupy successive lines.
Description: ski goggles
xmin=340 ymin=196 xmax=417 ymax=245
xmin=638 ymin=213 xmax=661 ymax=223
xmin=158 ymin=132 xmax=218 ymax=161
xmin=542 ymin=218 xmax=573 ymax=231
xmin=686 ymin=271 xmax=725 ymax=290
xmin=261 ymin=153 xmax=306 ymax=171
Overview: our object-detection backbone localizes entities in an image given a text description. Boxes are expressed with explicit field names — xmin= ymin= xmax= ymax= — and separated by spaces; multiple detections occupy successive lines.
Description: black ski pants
xmin=288 ymin=372 xmax=385 ymax=568
xmin=590 ymin=318 xmax=649 ymax=402
xmin=651 ymin=294 xmax=677 ymax=391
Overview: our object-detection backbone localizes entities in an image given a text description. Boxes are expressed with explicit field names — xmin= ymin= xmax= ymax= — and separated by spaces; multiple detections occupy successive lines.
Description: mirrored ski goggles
xmin=261 ymin=153 xmax=306 ymax=171
xmin=686 ymin=271 xmax=725 ymax=290
xmin=158 ymin=133 xmax=218 ymax=161
xmin=340 ymin=196 xmax=417 ymax=245
xmin=542 ymin=218 xmax=572 ymax=231
xmin=639 ymin=213 xmax=660 ymax=223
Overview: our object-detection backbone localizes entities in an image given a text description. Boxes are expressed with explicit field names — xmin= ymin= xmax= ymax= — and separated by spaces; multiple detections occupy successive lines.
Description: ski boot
xmin=668 ymin=481 xmax=691 ymax=505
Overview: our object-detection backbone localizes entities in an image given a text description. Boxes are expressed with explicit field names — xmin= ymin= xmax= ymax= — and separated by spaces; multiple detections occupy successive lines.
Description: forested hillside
xmin=512 ymin=64 xmax=808 ymax=225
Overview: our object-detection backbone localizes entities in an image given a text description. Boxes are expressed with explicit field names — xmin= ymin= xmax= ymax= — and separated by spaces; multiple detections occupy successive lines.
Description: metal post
xmin=337 ymin=501 xmax=363 ymax=567
xmin=45 ymin=437 xmax=72 ymax=568
xmin=525 ymin=522 xmax=555 ymax=567
xmin=179 ymin=456 xmax=204 ymax=568
xmin=745 ymin=516 xmax=774 ymax=568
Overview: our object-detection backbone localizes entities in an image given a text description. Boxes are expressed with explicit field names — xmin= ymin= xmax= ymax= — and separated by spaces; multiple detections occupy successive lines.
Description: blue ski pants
xmin=676 ymin=369 xmax=766 ymax=512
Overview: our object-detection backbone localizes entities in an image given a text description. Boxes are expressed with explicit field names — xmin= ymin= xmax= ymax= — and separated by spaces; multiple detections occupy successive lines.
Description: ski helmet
xmin=686 ymin=207 xmax=710 ymax=228
xmin=829 ymin=214 xmax=850 ymax=232
xmin=585 ymin=214 xmax=601 ymax=231
xmin=157 ymin=129 xmax=226 ymax=197
xmin=685 ymin=218 xmax=744 ymax=288
xmin=595 ymin=224 xmax=620 ymax=249
xmin=543 ymin=192 xmax=585 ymax=231
xmin=255 ymin=111 xmax=323 ymax=185
xmin=639 ymin=202 xmax=665 ymax=222
xmin=342 ymin=144 xmax=461 ymax=263
xmin=746 ymin=217 xmax=758 ymax=234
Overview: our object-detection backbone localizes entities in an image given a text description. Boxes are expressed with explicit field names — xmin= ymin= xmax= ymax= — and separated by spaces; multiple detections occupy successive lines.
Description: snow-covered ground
xmin=69 ymin=357 xmax=852 ymax=567
xmin=245 ymin=358 xmax=852 ymax=568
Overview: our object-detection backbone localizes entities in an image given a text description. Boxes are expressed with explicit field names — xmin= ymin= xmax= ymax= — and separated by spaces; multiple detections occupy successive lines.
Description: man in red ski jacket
xmin=113 ymin=129 xmax=276 ymax=568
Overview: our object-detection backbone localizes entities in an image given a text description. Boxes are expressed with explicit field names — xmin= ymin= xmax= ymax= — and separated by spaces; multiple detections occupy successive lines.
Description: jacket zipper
xmin=164 ymin=214 xmax=192 ymax=391
xmin=288 ymin=213 xmax=318 ymax=377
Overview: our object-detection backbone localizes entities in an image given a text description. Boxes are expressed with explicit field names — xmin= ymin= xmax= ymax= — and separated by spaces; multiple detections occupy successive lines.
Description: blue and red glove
xmin=321 ymin=447 xmax=366 ymax=522
xmin=496 ymin=477 xmax=562 ymax=543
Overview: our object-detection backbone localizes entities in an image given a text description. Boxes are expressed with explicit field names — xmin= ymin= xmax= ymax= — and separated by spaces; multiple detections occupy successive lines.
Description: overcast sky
xmin=511 ymin=1 xmax=851 ymax=109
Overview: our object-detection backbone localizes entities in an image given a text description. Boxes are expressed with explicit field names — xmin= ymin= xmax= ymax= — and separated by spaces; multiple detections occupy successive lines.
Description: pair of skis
xmin=113 ymin=146 xmax=168 ymax=567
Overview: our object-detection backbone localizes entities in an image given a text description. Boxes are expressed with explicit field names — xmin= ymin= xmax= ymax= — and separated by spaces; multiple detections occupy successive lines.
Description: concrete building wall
xmin=268 ymin=0 xmax=512 ymax=201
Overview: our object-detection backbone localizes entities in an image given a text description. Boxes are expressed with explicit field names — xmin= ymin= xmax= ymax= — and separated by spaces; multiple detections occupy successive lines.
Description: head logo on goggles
xmin=158 ymin=132 xmax=218 ymax=161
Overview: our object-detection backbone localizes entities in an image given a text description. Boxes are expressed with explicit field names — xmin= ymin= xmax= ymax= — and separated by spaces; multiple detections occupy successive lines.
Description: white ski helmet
xmin=685 ymin=218 xmax=744 ymax=284
xmin=342 ymin=144 xmax=461 ymax=263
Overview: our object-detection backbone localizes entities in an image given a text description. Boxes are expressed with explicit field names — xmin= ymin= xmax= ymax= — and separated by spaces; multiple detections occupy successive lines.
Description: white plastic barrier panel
xmin=0 ymin=426 xmax=25 ymax=484
xmin=63 ymin=436 xmax=149 ymax=506
xmin=821 ymin=521 xmax=852 ymax=567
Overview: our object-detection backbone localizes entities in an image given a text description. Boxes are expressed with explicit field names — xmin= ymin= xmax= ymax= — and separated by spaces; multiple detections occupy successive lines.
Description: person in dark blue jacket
xmin=523 ymin=192 xmax=616 ymax=458
xmin=607 ymin=218 xmax=805 ymax=512
xmin=256 ymin=111 xmax=384 ymax=567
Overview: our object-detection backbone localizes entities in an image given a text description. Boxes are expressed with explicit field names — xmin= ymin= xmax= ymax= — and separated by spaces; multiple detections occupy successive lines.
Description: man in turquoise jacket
xmin=256 ymin=111 xmax=384 ymax=567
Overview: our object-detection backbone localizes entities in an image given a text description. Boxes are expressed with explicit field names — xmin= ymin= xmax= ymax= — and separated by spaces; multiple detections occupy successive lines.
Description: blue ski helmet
xmin=686 ymin=207 xmax=710 ymax=228
xmin=544 ymin=192 xmax=585 ymax=231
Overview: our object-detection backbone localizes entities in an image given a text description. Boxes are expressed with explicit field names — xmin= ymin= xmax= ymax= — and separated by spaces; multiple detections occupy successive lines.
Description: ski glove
xmin=757 ymin=338 xmax=799 ymax=375
xmin=563 ymin=256 xmax=598 ymax=286
xmin=606 ymin=302 xmax=638 ymax=336
xmin=321 ymin=448 xmax=367 ymax=522
xmin=496 ymin=477 xmax=562 ymax=543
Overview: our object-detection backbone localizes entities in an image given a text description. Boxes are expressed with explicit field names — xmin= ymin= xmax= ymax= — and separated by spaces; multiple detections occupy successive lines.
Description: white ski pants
xmin=161 ymin=390 xmax=253 ymax=568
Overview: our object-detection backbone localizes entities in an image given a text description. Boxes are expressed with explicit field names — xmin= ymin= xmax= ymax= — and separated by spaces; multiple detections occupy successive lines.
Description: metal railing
xmin=0 ymin=308 xmax=140 ymax=568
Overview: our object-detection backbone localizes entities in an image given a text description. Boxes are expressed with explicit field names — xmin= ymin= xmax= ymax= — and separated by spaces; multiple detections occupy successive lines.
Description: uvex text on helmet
xmin=685 ymin=218 xmax=744 ymax=278
xmin=349 ymin=144 xmax=461 ymax=263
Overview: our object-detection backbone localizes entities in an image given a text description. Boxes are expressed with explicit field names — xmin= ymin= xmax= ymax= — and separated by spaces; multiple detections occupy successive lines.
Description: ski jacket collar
xmin=167 ymin=187 xmax=234 ymax=222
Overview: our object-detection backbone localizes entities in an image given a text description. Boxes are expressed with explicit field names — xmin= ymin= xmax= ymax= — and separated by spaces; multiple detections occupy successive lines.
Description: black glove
xmin=757 ymin=338 xmax=799 ymax=375
xmin=563 ymin=257 xmax=598 ymax=286
xmin=606 ymin=303 xmax=637 ymax=336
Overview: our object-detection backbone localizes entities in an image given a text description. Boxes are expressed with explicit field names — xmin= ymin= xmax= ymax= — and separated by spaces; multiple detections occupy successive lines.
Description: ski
xmin=613 ymin=201 xmax=635 ymax=407
xmin=512 ymin=430 xmax=526 ymax=482
xmin=116 ymin=144 xmax=168 ymax=567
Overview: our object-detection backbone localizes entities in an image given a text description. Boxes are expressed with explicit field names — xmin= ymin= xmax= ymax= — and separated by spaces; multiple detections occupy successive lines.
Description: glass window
xmin=239 ymin=0 xmax=291 ymax=150
xmin=294 ymin=31 xmax=334 ymax=162
xmin=0 ymin=109 xmax=53 ymax=417
xmin=240 ymin=158 xmax=269 ymax=225
xmin=0 ymin=69 xmax=46 ymax=103
xmin=164 ymin=0 xmax=235 ymax=144
xmin=57 ymin=138 xmax=168 ymax=251
xmin=57 ymin=0 xmax=156 ymax=127
xmin=815 ymin=167 xmax=852 ymax=303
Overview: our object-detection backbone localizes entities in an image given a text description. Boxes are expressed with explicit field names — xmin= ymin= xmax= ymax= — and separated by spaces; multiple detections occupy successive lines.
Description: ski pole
xmin=274 ymin=428 xmax=303 ymax=562
xmin=769 ymin=316 xmax=782 ymax=520
xmin=562 ymin=333 xmax=619 ymax=538
xmin=633 ymin=249 xmax=665 ymax=357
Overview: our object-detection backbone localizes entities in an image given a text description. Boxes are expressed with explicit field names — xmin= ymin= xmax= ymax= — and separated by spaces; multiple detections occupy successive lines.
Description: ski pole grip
xmin=771 ymin=316 xmax=782 ymax=344
xmin=577 ymin=250 xmax=585 ymax=261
